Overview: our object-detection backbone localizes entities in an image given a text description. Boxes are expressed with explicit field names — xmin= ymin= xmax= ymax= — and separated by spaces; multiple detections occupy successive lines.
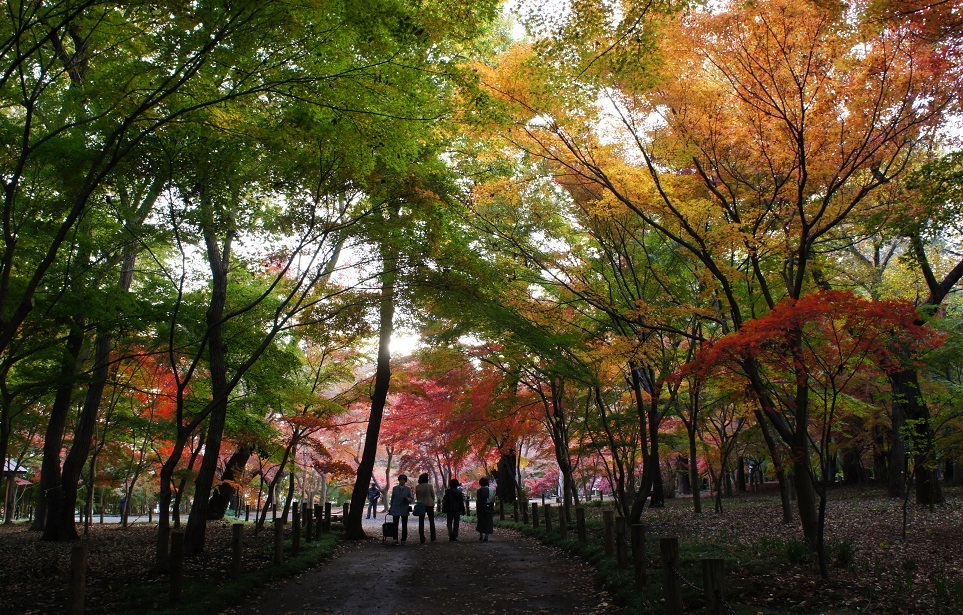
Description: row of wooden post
xmin=507 ymin=501 xmax=726 ymax=615
xmin=67 ymin=501 xmax=351 ymax=613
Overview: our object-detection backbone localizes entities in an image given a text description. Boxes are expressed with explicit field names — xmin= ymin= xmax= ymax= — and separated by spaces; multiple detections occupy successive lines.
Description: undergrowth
xmin=117 ymin=531 xmax=340 ymax=615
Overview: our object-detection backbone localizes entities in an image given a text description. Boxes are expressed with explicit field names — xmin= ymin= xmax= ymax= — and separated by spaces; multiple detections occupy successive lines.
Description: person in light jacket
xmin=475 ymin=477 xmax=495 ymax=542
xmin=442 ymin=478 xmax=466 ymax=541
xmin=388 ymin=474 xmax=414 ymax=544
xmin=414 ymin=472 xmax=436 ymax=543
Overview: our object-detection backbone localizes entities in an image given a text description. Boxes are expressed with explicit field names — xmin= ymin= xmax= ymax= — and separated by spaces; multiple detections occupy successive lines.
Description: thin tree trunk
xmin=687 ymin=424 xmax=701 ymax=514
xmin=345 ymin=244 xmax=396 ymax=539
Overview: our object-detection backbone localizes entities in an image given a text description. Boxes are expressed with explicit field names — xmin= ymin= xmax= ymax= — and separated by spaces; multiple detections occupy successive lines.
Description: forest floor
xmin=639 ymin=483 xmax=963 ymax=614
xmin=0 ymin=485 xmax=960 ymax=614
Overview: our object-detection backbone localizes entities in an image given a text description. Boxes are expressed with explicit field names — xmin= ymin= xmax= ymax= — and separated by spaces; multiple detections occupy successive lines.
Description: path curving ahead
xmin=230 ymin=517 xmax=613 ymax=615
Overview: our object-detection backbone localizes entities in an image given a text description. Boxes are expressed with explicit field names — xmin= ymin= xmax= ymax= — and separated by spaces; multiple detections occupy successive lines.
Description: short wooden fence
xmin=498 ymin=501 xmax=734 ymax=614
xmin=67 ymin=500 xmax=349 ymax=611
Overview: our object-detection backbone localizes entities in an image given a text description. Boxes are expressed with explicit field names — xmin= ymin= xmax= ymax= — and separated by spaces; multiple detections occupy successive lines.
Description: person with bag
xmin=414 ymin=472 xmax=436 ymax=543
xmin=475 ymin=476 xmax=495 ymax=542
xmin=442 ymin=478 xmax=466 ymax=541
xmin=388 ymin=474 xmax=414 ymax=545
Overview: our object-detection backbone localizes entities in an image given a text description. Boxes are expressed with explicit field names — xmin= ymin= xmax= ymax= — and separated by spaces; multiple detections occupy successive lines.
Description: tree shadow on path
xmin=230 ymin=520 xmax=613 ymax=614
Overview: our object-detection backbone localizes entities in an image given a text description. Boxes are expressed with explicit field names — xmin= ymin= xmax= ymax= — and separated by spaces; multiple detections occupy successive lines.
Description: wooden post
xmin=342 ymin=502 xmax=349 ymax=526
xmin=305 ymin=503 xmax=313 ymax=543
xmin=531 ymin=502 xmax=538 ymax=528
xmin=292 ymin=505 xmax=301 ymax=555
xmin=615 ymin=516 xmax=628 ymax=569
xmin=521 ymin=500 xmax=529 ymax=524
xmin=558 ymin=505 xmax=567 ymax=538
xmin=512 ymin=499 xmax=519 ymax=522
xmin=231 ymin=523 xmax=243 ymax=579
xmin=702 ymin=558 xmax=725 ymax=615
xmin=314 ymin=504 xmax=323 ymax=536
xmin=273 ymin=520 xmax=284 ymax=565
xmin=170 ymin=531 xmax=184 ymax=603
xmin=602 ymin=509 xmax=615 ymax=556
xmin=541 ymin=493 xmax=546 ymax=505
xmin=660 ymin=536 xmax=683 ymax=615
xmin=576 ymin=507 xmax=587 ymax=544
xmin=245 ymin=504 xmax=250 ymax=522
xmin=631 ymin=524 xmax=647 ymax=585
xmin=499 ymin=498 xmax=505 ymax=521
xmin=465 ymin=496 xmax=471 ymax=515
xmin=323 ymin=502 xmax=332 ymax=533
xmin=67 ymin=543 xmax=88 ymax=615
xmin=543 ymin=503 xmax=553 ymax=532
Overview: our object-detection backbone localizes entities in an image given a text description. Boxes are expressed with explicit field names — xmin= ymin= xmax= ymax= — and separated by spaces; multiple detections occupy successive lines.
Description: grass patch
xmin=934 ymin=574 xmax=963 ymax=611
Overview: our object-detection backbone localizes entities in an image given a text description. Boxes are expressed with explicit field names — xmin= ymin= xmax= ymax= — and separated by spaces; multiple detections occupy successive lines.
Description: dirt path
xmin=229 ymin=517 xmax=613 ymax=615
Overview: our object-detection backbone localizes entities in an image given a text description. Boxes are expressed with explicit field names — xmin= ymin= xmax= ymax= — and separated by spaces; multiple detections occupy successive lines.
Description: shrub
xmin=830 ymin=539 xmax=855 ymax=568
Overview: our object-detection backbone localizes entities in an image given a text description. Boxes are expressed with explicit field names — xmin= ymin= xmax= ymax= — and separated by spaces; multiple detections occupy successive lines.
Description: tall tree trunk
xmin=155 ymin=432 xmax=189 ymax=571
xmin=0 ymin=393 xmax=22 ymax=524
xmin=184 ymin=228 xmax=233 ymax=554
xmin=43 ymin=208 xmax=150 ymax=540
xmin=897 ymin=236 xmax=957 ymax=504
xmin=31 ymin=318 xmax=86 ymax=532
xmin=282 ymin=467 xmax=296 ymax=523
xmin=753 ymin=409 xmax=793 ymax=523
xmin=628 ymin=365 xmax=653 ymax=523
xmin=543 ymin=378 xmax=576 ymax=519
xmin=593 ymin=386 xmax=631 ymax=517
xmin=345 ymin=245 xmax=396 ymax=539
xmin=496 ymin=451 xmax=517 ymax=503
xmin=44 ymin=331 xmax=111 ymax=541
xmin=888 ymin=368 xmax=943 ymax=506
xmin=791 ymin=445 xmax=820 ymax=547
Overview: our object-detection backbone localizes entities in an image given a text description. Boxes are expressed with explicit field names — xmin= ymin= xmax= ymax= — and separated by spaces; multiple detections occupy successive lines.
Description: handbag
xmin=413 ymin=502 xmax=426 ymax=516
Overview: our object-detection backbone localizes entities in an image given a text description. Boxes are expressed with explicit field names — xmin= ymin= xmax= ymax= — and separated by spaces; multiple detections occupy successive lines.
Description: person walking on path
xmin=388 ymin=474 xmax=414 ymax=544
xmin=475 ymin=477 xmax=495 ymax=542
xmin=414 ymin=473 xmax=436 ymax=543
xmin=366 ymin=483 xmax=380 ymax=519
xmin=442 ymin=479 xmax=466 ymax=541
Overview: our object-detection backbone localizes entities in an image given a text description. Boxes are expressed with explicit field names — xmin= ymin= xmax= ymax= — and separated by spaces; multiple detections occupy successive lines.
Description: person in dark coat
xmin=475 ymin=477 xmax=494 ymax=541
xmin=366 ymin=482 xmax=380 ymax=519
xmin=442 ymin=478 xmax=466 ymax=541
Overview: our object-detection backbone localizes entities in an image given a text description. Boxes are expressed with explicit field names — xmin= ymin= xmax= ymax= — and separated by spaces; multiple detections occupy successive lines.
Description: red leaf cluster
xmin=680 ymin=290 xmax=943 ymax=383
